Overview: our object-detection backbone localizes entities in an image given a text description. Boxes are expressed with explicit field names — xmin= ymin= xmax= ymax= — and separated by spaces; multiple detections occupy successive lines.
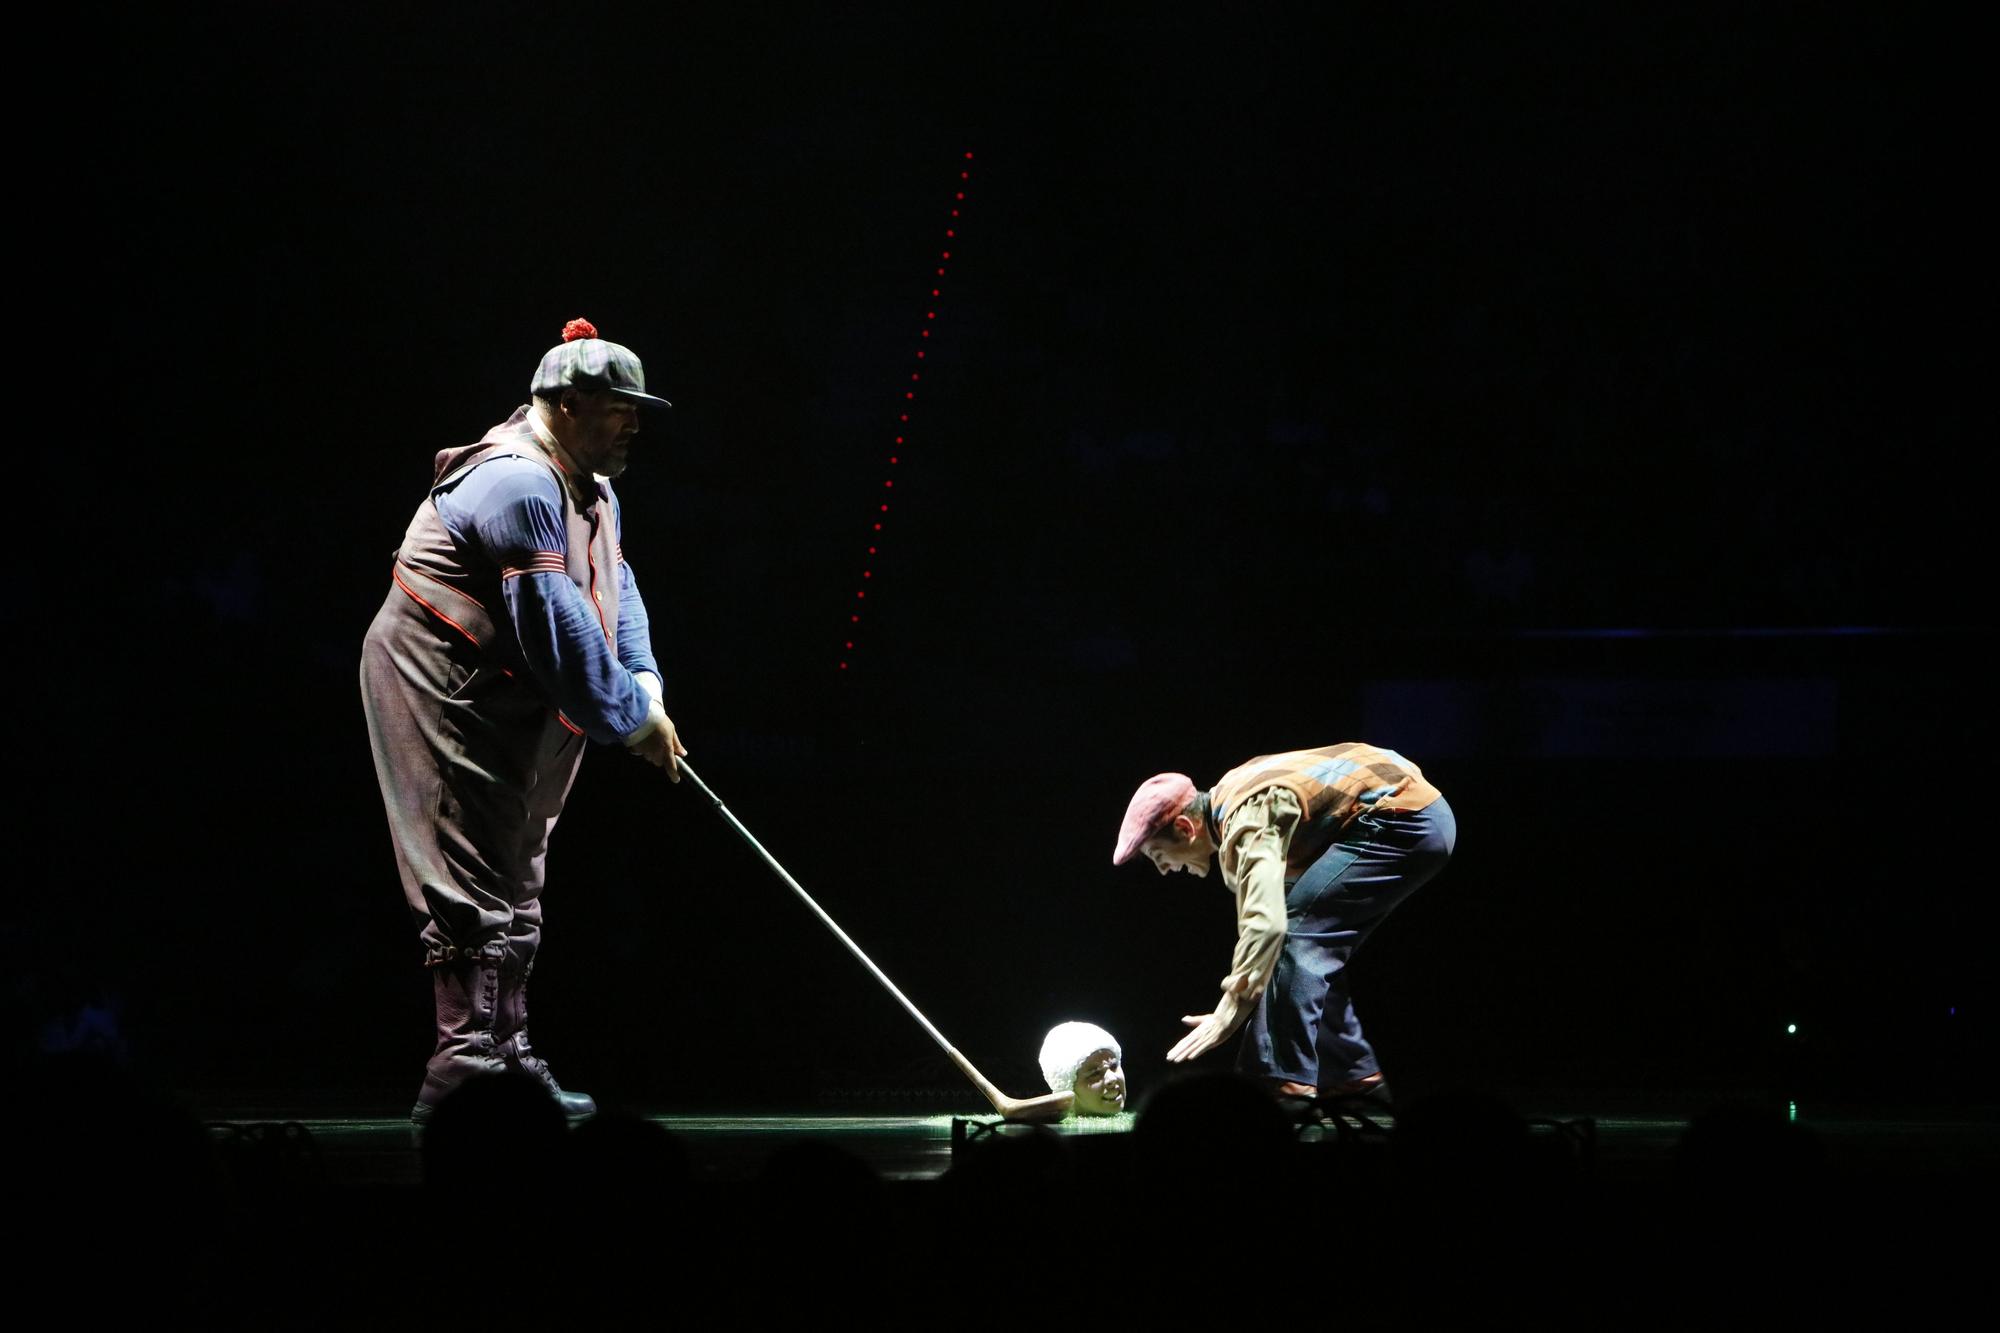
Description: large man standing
xmin=1113 ymin=743 xmax=1455 ymax=1105
xmin=362 ymin=319 xmax=685 ymax=1126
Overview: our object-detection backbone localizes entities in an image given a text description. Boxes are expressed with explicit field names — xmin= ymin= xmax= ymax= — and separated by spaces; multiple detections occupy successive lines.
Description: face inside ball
xmin=1039 ymin=1021 xmax=1127 ymax=1116
xmin=1070 ymin=1045 xmax=1127 ymax=1115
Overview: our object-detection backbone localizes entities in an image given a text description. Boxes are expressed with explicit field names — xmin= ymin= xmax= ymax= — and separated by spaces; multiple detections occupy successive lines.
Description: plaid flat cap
xmin=530 ymin=317 xmax=673 ymax=409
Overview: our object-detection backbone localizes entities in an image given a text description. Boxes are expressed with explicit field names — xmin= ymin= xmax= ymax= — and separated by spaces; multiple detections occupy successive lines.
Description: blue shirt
xmin=434 ymin=456 xmax=661 ymax=744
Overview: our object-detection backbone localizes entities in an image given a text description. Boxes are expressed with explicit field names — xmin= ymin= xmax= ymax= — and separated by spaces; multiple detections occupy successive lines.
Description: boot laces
xmin=505 ymin=1029 xmax=564 ymax=1094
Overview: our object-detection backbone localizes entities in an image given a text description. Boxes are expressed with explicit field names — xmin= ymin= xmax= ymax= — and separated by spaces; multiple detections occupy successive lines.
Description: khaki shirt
xmin=1214 ymin=786 xmax=1302 ymax=1002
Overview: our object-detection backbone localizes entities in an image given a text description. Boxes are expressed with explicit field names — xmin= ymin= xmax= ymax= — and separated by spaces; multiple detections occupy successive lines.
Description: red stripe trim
xmin=397 ymin=562 xmax=489 ymax=612
xmin=393 ymin=568 xmax=482 ymax=648
xmin=556 ymin=711 xmax=583 ymax=737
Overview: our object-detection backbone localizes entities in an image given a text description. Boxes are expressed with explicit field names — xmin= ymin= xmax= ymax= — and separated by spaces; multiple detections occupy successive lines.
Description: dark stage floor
xmin=190 ymin=1094 xmax=1999 ymax=1188
xmin=29 ymin=1083 xmax=1993 ymax=1324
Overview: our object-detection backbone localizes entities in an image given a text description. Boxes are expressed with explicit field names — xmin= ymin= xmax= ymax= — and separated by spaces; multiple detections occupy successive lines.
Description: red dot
xmin=863 ymin=570 xmax=872 ymax=578
xmin=921 ymin=330 xmax=930 ymax=338
xmin=937 ymin=268 xmax=945 ymax=276
xmin=916 ymin=350 xmax=926 ymax=358
xmin=884 ymin=480 xmax=894 ymax=488
xmin=839 ymin=662 xmax=847 ymax=670
xmin=852 ymin=613 xmax=861 ymax=620
xmin=888 ymin=457 xmax=897 ymax=464
xmin=856 ymin=590 xmax=865 ymax=599
xmin=946 ymin=230 xmax=955 ymax=238
xmin=927 ymin=312 xmax=935 ymax=319
xmin=932 ymin=289 xmax=940 ymax=296
xmin=950 ymin=210 xmax=959 ymax=217
xmin=941 ymin=252 xmax=951 ymax=260
xmin=880 ymin=504 xmax=889 ymax=512
xmin=960 ymin=171 xmax=968 ymax=179
xmin=910 ymin=373 xmax=920 ymax=382
xmin=894 ymin=436 xmax=904 ymax=443
xmin=873 ymin=523 xmax=881 ymax=531
xmin=964 ymin=151 xmax=974 ymax=159
xmin=956 ymin=192 xmax=964 ymax=200
xmin=905 ymin=392 xmax=915 ymax=399
xmin=845 ymin=641 xmax=853 ymax=649
xmin=867 ymin=548 xmax=876 ymax=555
xmin=900 ymin=414 xmax=908 ymax=421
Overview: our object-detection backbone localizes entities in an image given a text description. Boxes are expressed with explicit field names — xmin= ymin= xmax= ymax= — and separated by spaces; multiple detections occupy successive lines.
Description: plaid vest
xmin=1208 ymin=743 xmax=1441 ymax=874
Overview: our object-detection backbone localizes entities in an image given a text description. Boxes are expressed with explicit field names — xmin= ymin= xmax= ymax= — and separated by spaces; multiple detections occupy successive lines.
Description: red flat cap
xmin=1113 ymin=773 xmax=1197 ymax=865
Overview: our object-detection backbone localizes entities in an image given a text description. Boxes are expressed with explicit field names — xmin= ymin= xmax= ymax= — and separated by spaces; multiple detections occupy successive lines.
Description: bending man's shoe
xmin=1320 ymin=1071 xmax=1394 ymax=1111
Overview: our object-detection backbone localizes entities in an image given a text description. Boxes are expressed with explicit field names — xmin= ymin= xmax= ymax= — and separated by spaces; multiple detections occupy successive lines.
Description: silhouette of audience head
xmin=420 ymin=1071 xmax=567 ymax=1191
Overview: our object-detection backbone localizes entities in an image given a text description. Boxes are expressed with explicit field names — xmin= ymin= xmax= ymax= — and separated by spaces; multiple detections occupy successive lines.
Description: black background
xmin=22 ymin=2 xmax=1985 ymax=1111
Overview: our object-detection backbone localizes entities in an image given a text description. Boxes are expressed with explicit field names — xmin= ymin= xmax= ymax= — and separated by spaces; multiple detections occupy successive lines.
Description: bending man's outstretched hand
xmin=1167 ymin=989 xmax=1252 ymax=1063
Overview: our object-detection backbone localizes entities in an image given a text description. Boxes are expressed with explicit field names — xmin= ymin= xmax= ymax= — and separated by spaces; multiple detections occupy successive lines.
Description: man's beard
xmin=598 ymin=439 xmax=634 ymax=478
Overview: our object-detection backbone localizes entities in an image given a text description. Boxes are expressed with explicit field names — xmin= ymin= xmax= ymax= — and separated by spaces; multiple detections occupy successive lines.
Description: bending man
xmin=1113 ymin=743 xmax=1455 ymax=1104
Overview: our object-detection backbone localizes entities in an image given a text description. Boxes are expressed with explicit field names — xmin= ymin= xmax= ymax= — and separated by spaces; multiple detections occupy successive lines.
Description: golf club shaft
xmin=676 ymin=760 xmax=958 ymax=1058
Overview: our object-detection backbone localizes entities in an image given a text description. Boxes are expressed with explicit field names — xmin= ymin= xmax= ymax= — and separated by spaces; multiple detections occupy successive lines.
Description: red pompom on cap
xmin=561 ymin=318 xmax=599 ymax=342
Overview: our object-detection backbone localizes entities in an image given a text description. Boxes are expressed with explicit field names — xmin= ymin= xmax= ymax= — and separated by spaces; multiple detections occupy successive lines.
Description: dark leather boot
xmin=494 ymin=946 xmax=596 ymax=1121
xmin=411 ymin=943 xmax=508 ymax=1126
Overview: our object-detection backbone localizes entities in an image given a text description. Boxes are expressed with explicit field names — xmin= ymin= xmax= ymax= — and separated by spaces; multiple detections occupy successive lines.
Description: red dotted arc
xmin=839 ymin=150 xmax=974 ymax=673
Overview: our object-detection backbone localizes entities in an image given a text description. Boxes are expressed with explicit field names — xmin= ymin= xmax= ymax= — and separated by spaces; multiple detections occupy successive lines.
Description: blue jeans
xmin=1236 ymin=797 xmax=1457 ymax=1088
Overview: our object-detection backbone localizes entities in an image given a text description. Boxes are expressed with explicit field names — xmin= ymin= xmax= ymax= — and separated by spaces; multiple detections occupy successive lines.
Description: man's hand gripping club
xmin=624 ymin=671 xmax=687 ymax=781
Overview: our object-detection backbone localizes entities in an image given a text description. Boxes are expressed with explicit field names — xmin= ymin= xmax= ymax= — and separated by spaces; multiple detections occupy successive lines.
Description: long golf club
xmin=677 ymin=760 xmax=1071 ymax=1122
